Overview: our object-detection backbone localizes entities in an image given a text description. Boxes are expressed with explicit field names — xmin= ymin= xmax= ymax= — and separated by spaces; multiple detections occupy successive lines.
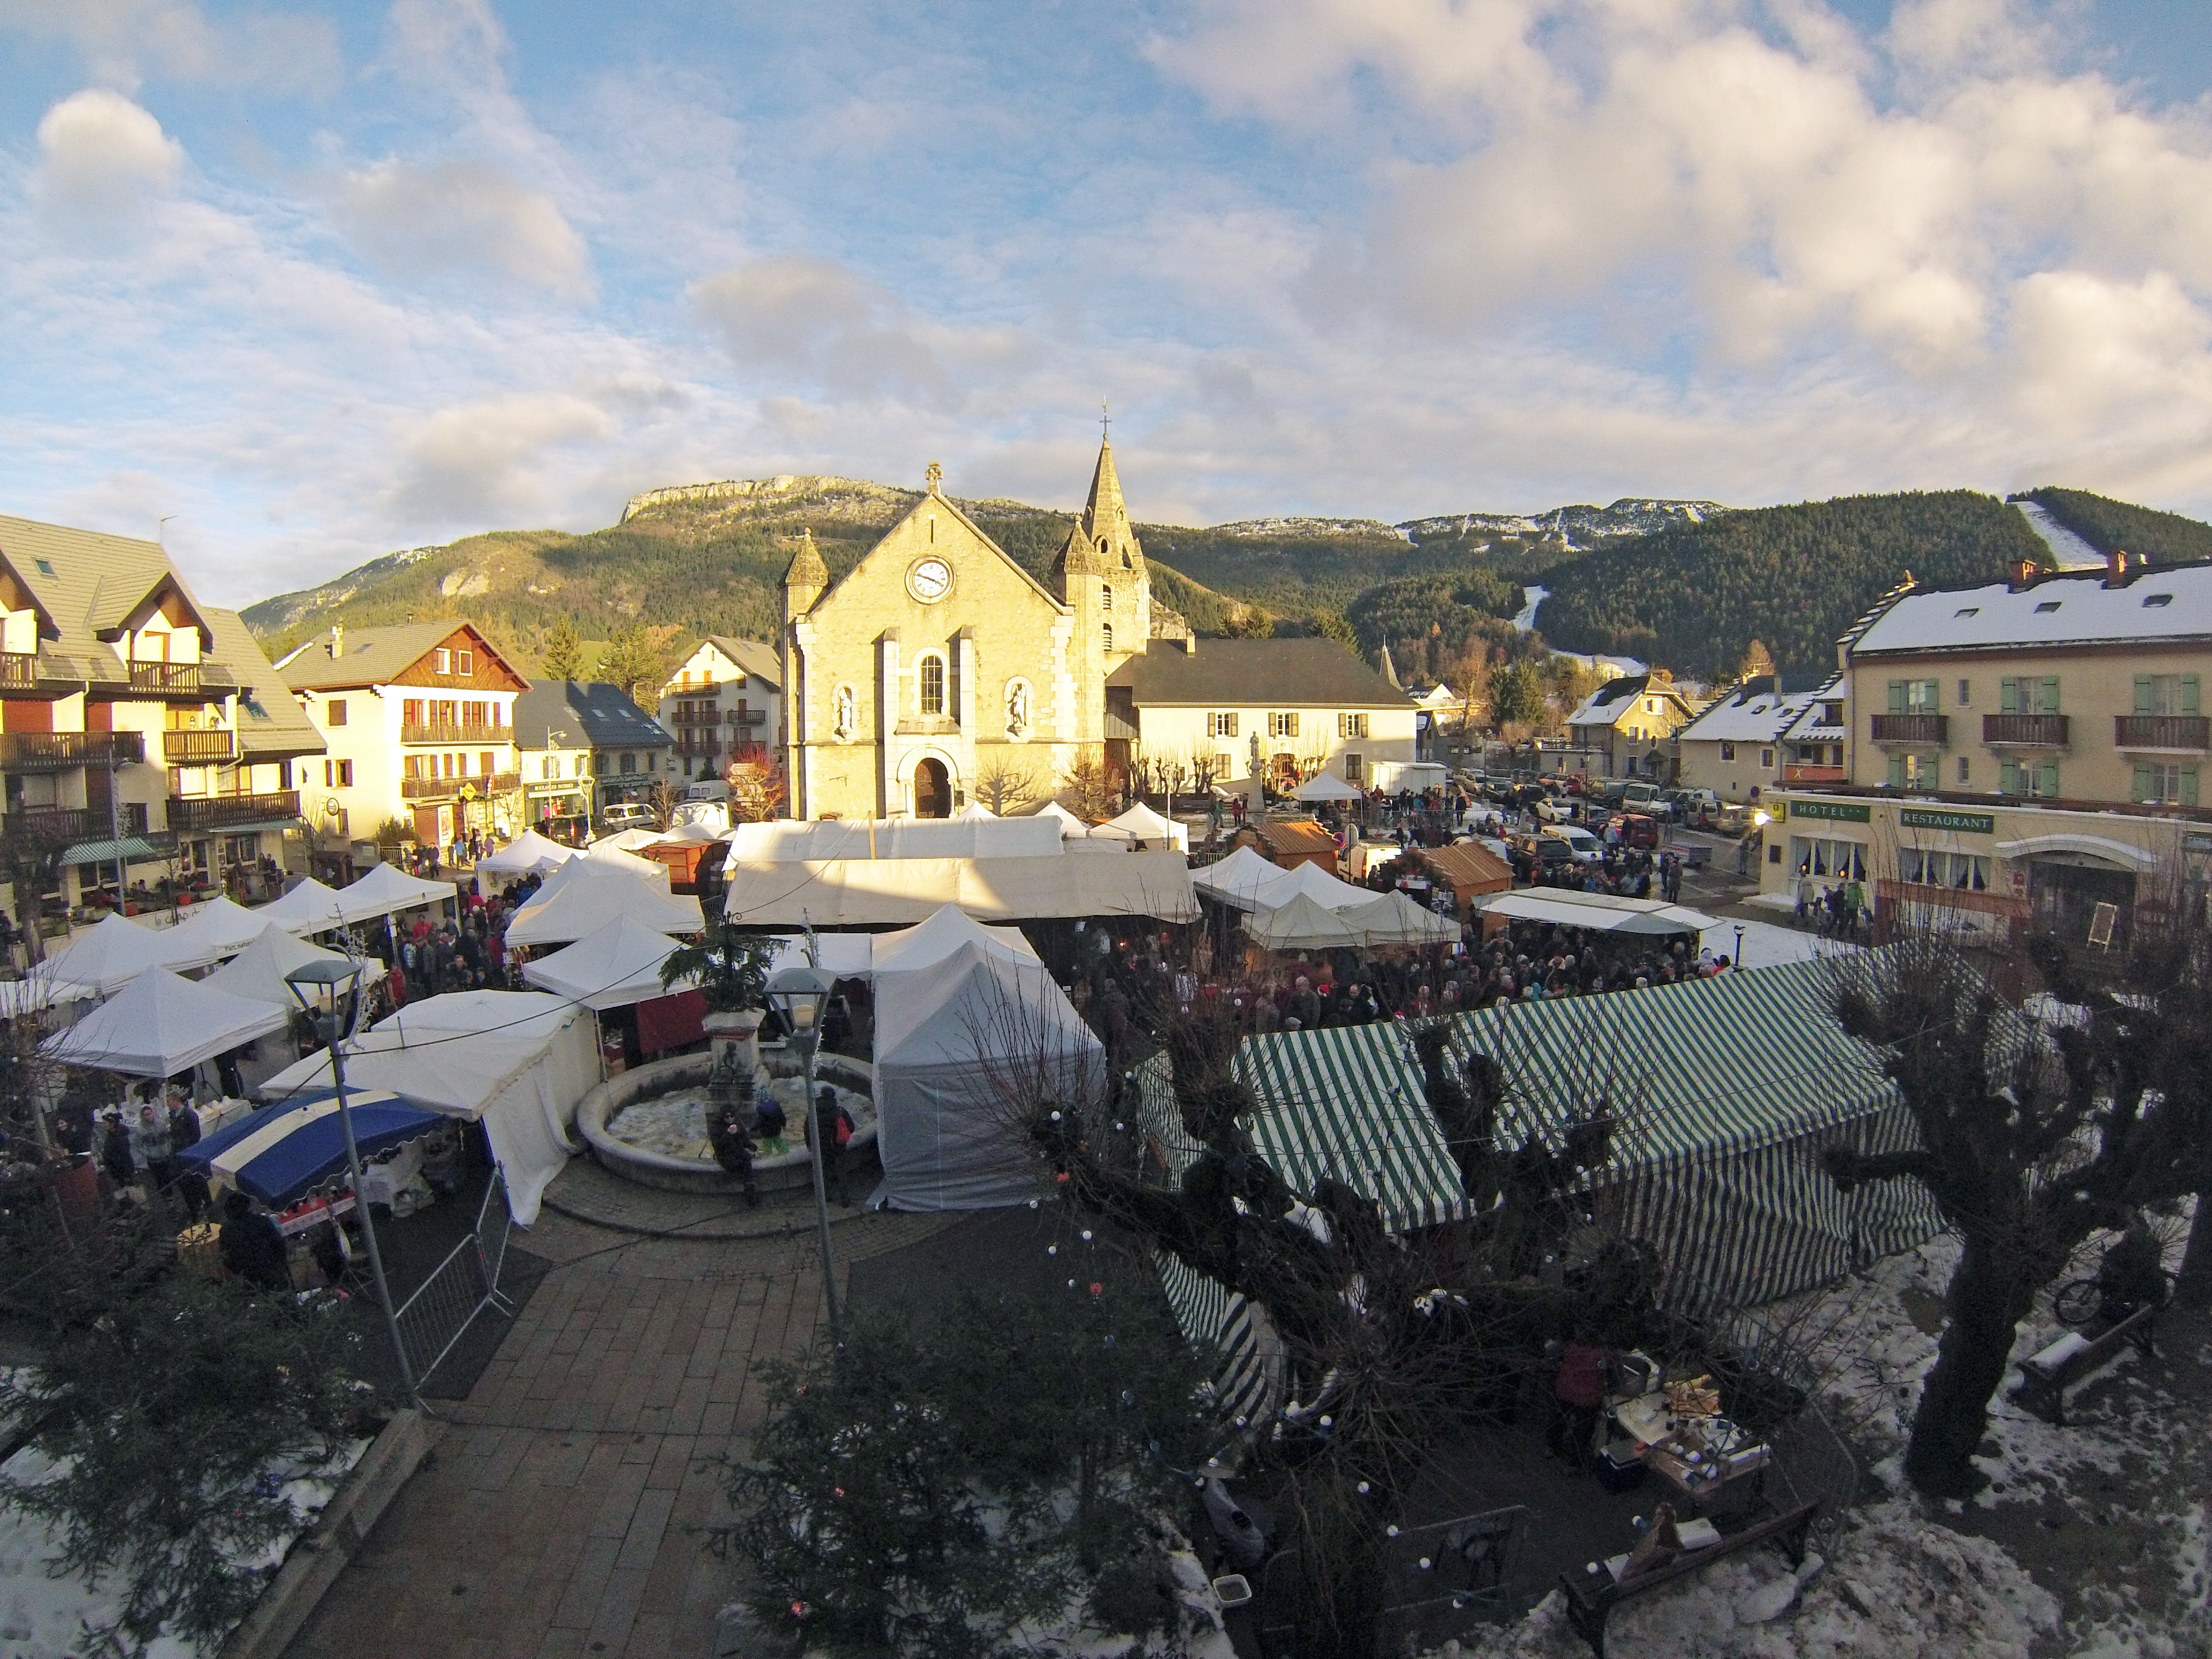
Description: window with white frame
xmin=1269 ymin=711 xmax=1298 ymax=738
xmin=1999 ymin=675 xmax=2059 ymax=713
xmin=2135 ymin=673 xmax=2202 ymax=716
xmin=2133 ymin=761 xmax=2199 ymax=805
xmin=1887 ymin=752 xmax=1936 ymax=788
xmin=1209 ymin=712 xmax=1238 ymax=739
xmin=1789 ymin=836 xmax=1866 ymax=880
xmin=1885 ymin=678 xmax=1939 ymax=713
xmin=919 ymin=653 xmax=946 ymax=717
xmin=1900 ymin=849 xmax=1991 ymax=891
xmin=1759 ymin=747 xmax=1774 ymax=769
xmin=433 ymin=647 xmax=452 ymax=674
xmin=1999 ymin=757 xmax=2059 ymax=797
xmin=1339 ymin=711 xmax=1367 ymax=739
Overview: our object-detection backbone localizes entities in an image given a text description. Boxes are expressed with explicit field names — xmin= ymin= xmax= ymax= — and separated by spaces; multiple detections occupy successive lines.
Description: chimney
xmin=2104 ymin=547 xmax=2134 ymax=588
xmin=328 ymin=623 xmax=343 ymax=659
xmin=2007 ymin=558 xmax=2037 ymax=591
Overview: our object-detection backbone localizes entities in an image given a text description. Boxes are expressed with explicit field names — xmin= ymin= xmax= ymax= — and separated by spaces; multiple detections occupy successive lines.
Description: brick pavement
xmin=283 ymin=1203 xmax=957 ymax=1659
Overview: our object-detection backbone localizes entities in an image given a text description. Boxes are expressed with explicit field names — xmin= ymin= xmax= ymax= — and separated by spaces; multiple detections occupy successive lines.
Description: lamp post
xmin=766 ymin=961 xmax=840 ymax=1343
xmin=285 ymin=958 xmax=414 ymax=1396
xmin=1733 ymin=923 xmax=1745 ymax=972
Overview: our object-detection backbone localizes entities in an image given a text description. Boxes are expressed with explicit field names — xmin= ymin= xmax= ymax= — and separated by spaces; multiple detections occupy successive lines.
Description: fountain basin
xmin=575 ymin=1046 xmax=876 ymax=1195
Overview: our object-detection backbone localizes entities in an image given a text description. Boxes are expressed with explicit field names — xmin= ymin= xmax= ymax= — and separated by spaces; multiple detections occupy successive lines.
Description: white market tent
xmin=871 ymin=938 xmax=1104 ymax=1211
xmin=723 ymin=849 xmax=1198 ymax=927
xmin=43 ymin=912 xmax=191 ymax=995
xmin=259 ymin=990 xmax=598 ymax=1224
xmin=1340 ymin=889 xmax=1461 ymax=946
xmin=953 ymin=801 xmax=997 ymax=820
xmin=1192 ymin=846 xmax=1288 ymax=909
xmin=1472 ymin=888 xmax=1718 ymax=937
xmin=1246 ymin=891 xmax=1370 ymax=952
xmin=592 ymin=828 xmax=665 ymax=854
xmin=158 ymin=896 xmax=279 ymax=969
xmin=0 ymin=972 xmax=96 ymax=1017
xmin=335 ymin=862 xmax=458 ymax=925
xmin=478 ymin=829 xmax=576 ymax=877
xmin=505 ymin=860 xmax=703 ymax=947
xmin=1096 ymin=802 xmax=1190 ymax=852
xmin=574 ymin=841 xmax=672 ymax=886
xmin=201 ymin=925 xmax=365 ymax=1007
xmin=871 ymin=904 xmax=1039 ymax=974
xmin=44 ymin=969 xmax=288 ymax=1077
xmin=1029 ymin=801 xmax=1093 ymax=838
xmin=521 ymin=913 xmax=691 ymax=1011
xmin=255 ymin=877 xmax=349 ymax=935
xmin=1265 ymin=859 xmax=1381 ymax=913
xmin=764 ymin=933 xmax=879 ymax=979
xmin=1293 ymin=772 xmax=1365 ymax=803
xmin=730 ymin=816 xmax=1065 ymax=865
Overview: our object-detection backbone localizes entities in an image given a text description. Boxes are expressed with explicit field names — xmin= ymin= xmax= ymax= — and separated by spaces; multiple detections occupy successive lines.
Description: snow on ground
xmin=1702 ymin=919 xmax=1857 ymax=971
xmin=2015 ymin=502 xmax=2107 ymax=572
xmin=0 ymin=1436 xmax=368 ymax=1657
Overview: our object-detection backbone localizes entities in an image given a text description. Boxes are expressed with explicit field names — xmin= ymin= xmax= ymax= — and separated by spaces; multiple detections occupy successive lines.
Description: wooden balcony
xmin=0 ymin=732 xmax=146 ymax=772
xmin=6 ymin=802 xmax=149 ymax=844
xmin=1981 ymin=712 xmax=2069 ymax=748
xmin=1782 ymin=763 xmax=1847 ymax=785
xmin=128 ymin=661 xmax=232 ymax=696
xmin=1870 ymin=713 xmax=1946 ymax=746
xmin=401 ymin=772 xmax=521 ymax=800
xmin=161 ymin=729 xmax=237 ymax=765
xmin=2115 ymin=714 xmax=2210 ymax=752
xmin=401 ymin=722 xmax=505 ymax=746
xmin=0 ymin=652 xmax=39 ymax=691
xmin=166 ymin=791 xmax=301 ymax=833
xmin=728 ymin=708 xmax=767 ymax=728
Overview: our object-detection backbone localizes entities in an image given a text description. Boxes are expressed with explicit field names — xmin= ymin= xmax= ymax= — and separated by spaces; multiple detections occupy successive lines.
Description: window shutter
xmin=2041 ymin=677 xmax=2059 ymax=712
xmin=2133 ymin=762 xmax=2151 ymax=802
xmin=2184 ymin=767 xmax=2201 ymax=808
xmin=1888 ymin=754 xmax=1906 ymax=788
xmin=2000 ymin=679 xmax=2019 ymax=714
xmin=2135 ymin=674 xmax=2154 ymax=715
xmin=2039 ymin=760 xmax=2059 ymax=797
xmin=1887 ymin=679 xmax=1906 ymax=714
xmin=2184 ymin=675 xmax=2201 ymax=715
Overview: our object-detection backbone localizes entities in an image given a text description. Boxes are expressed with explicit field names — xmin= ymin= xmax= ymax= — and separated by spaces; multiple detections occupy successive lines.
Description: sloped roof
xmin=1675 ymin=679 xmax=1815 ymax=745
xmin=276 ymin=621 xmax=524 ymax=690
xmin=1851 ymin=562 xmax=2212 ymax=656
xmin=1243 ymin=818 xmax=1342 ymax=859
xmin=513 ymin=681 xmax=673 ymax=750
xmin=0 ymin=514 xmax=219 ymax=686
xmin=1567 ymin=674 xmax=1696 ymax=729
xmin=1781 ymin=675 xmax=1849 ymax=743
xmin=202 ymin=606 xmax=325 ymax=759
xmin=1108 ymin=638 xmax=1412 ymax=709
xmin=700 ymin=636 xmax=782 ymax=690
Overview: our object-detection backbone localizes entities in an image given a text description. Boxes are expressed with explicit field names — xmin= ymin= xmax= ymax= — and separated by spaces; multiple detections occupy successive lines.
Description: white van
xmin=1547 ymin=826 xmax=1603 ymax=865
xmin=685 ymin=779 xmax=730 ymax=802
xmin=600 ymin=801 xmax=654 ymax=833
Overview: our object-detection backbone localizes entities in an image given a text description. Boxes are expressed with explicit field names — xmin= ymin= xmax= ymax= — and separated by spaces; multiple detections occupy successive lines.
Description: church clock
xmin=907 ymin=557 xmax=952 ymax=603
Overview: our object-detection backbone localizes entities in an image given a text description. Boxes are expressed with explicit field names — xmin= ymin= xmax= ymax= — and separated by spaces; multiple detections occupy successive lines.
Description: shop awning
xmin=1471 ymin=888 xmax=1718 ymax=935
xmin=179 ymin=1089 xmax=442 ymax=1209
xmin=59 ymin=835 xmax=162 ymax=866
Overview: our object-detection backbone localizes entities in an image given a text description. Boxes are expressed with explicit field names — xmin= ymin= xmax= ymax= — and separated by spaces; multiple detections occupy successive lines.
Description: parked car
xmin=1619 ymin=812 xmax=1662 ymax=851
xmin=1509 ymin=832 xmax=1575 ymax=877
xmin=600 ymin=801 xmax=655 ymax=833
xmin=1547 ymin=826 xmax=1604 ymax=865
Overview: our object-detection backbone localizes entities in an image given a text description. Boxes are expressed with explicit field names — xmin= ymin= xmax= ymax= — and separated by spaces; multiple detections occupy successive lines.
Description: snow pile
xmin=0 ymin=1437 xmax=367 ymax=1657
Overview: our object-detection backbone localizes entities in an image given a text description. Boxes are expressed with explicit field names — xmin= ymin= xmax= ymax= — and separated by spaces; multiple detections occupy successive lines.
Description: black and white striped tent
xmin=1444 ymin=956 xmax=1942 ymax=1309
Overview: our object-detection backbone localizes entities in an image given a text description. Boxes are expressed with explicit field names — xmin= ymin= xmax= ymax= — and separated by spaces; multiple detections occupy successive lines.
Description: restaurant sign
xmin=1899 ymin=808 xmax=1997 ymax=835
xmin=1783 ymin=798 xmax=1872 ymax=824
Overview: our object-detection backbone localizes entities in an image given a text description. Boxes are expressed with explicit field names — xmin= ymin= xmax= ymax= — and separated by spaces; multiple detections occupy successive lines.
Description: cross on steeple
xmin=1100 ymin=400 xmax=1109 ymax=440
xmin=924 ymin=460 xmax=943 ymax=493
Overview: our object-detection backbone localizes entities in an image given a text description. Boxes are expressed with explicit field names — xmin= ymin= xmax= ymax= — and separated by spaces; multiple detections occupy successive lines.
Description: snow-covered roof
xmin=1853 ymin=565 xmax=2212 ymax=656
xmin=1781 ymin=676 xmax=1848 ymax=742
xmin=1676 ymin=683 xmax=1815 ymax=745
xmin=1566 ymin=674 xmax=1694 ymax=729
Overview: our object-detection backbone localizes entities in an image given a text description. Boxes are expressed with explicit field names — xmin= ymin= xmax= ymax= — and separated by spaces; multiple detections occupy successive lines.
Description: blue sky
xmin=3 ymin=0 xmax=2211 ymax=605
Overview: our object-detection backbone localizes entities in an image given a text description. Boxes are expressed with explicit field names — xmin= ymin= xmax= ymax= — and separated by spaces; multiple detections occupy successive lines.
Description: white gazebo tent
xmin=504 ymin=860 xmax=703 ymax=948
xmin=202 ymin=925 xmax=366 ymax=1007
xmin=574 ymin=841 xmax=672 ymax=887
xmin=953 ymin=801 xmax=998 ymax=821
xmin=1030 ymin=800 xmax=1093 ymax=838
xmin=0 ymin=972 xmax=97 ymax=1017
xmin=478 ymin=829 xmax=576 ymax=877
xmin=1263 ymin=858 xmax=1379 ymax=913
xmin=1470 ymin=888 xmax=1717 ymax=937
xmin=255 ymin=877 xmax=349 ymax=935
xmin=1096 ymin=802 xmax=1190 ymax=852
xmin=43 ymin=969 xmax=289 ymax=1077
xmin=521 ymin=914 xmax=690 ymax=1010
xmin=43 ymin=912 xmax=192 ymax=995
xmin=1339 ymin=889 xmax=1460 ymax=946
xmin=593 ymin=828 xmax=664 ymax=854
xmin=335 ymin=862 xmax=458 ymax=925
xmin=871 ymin=939 xmax=1104 ymax=1211
xmin=1293 ymin=772 xmax=1365 ymax=803
xmin=1192 ymin=846 xmax=1291 ymax=911
xmin=159 ymin=896 xmax=279 ymax=969
xmin=1245 ymin=892 xmax=1371 ymax=952
xmin=870 ymin=903 xmax=1039 ymax=975
xmin=258 ymin=990 xmax=598 ymax=1224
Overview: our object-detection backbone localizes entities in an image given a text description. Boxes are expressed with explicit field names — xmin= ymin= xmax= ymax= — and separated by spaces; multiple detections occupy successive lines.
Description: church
xmin=779 ymin=438 xmax=1184 ymax=820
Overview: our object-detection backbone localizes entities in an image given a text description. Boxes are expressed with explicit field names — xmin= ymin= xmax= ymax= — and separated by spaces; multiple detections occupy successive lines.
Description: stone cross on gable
xmin=925 ymin=461 xmax=942 ymax=493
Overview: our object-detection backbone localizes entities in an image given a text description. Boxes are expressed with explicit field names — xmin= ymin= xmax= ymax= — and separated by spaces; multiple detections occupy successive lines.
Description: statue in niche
xmin=832 ymin=684 xmax=857 ymax=740
xmin=1005 ymin=679 xmax=1031 ymax=738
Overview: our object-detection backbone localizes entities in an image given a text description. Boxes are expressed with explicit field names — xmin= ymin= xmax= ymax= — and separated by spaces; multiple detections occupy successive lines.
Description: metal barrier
xmin=1254 ymin=1504 xmax=1528 ymax=1657
xmin=392 ymin=1172 xmax=516 ymax=1391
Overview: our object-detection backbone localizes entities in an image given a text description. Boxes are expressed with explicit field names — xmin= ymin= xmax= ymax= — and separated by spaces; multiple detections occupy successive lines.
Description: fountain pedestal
xmin=703 ymin=1008 xmax=763 ymax=1078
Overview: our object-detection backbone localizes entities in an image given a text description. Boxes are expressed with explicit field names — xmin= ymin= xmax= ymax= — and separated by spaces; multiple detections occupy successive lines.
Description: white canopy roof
xmin=504 ymin=859 xmax=703 ymax=946
xmin=1339 ymin=889 xmax=1461 ymax=946
xmin=158 ymin=896 xmax=279 ymax=969
xmin=1266 ymin=858 xmax=1379 ymax=912
xmin=1472 ymin=888 xmax=1718 ymax=936
xmin=593 ymin=827 xmax=665 ymax=854
xmin=0 ymin=971 xmax=96 ymax=1016
xmin=1030 ymin=801 xmax=1092 ymax=836
xmin=478 ymin=828 xmax=576 ymax=876
xmin=764 ymin=933 xmax=880 ymax=979
xmin=871 ymin=904 xmax=1039 ymax=975
xmin=1096 ymin=802 xmax=1190 ymax=851
xmin=255 ymin=877 xmax=349 ymax=935
xmin=1293 ymin=772 xmax=1365 ymax=802
xmin=573 ymin=840 xmax=672 ymax=885
xmin=724 ymin=850 xmax=1199 ymax=926
xmin=521 ymin=914 xmax=691 ymax=1011
xmin=335 ymin=862 xmax=456 ymax=923
xmin=44 ymin=968 xmax=288 ymax=1077
xmin=953 ymin=801 xmax=997 ymax=820
xmin=42 ymin=912 xmax=190 ymax=994
xmin=200 ymin=925 xmax=365 ymax=1007
xmin=1192 ymin=846 xmax=1288 ymax=910
xmin=729 ymin=815 xmax=1066 ymax=865
xmin=1246 ymin=892 xmax=1370 ymax=952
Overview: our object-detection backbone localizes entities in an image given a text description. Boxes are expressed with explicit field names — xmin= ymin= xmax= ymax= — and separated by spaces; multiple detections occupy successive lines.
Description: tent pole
xmin=328 ymin=1031 xmax=415 ymax=1397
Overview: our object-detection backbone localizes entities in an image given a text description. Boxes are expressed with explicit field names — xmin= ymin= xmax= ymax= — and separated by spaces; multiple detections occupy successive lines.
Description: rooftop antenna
xmin=157 ymin=514 xmax=176 ymax=547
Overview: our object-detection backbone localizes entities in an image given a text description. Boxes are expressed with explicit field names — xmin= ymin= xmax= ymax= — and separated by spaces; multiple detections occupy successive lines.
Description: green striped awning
xmin=1445 ymin=957 xmax=1942 ymax=1308
xmin=60 ymin=836 xmax=163 ymax=866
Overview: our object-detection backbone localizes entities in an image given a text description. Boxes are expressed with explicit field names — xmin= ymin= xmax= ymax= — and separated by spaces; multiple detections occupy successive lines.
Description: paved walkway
xmin=283 ymin=1198 xmax=957 ymax=1659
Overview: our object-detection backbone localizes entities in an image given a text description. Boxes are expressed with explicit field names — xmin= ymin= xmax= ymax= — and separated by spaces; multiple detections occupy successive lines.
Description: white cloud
xmin=389 ymin=392 xmax=619 ymax=522
xmin=0 ymin=0 xmax=339 ymax=94
xmin=332 ymin=158 xmax=593 ymax=296
xmin=33 ymin=89 xmax=185 ymax=245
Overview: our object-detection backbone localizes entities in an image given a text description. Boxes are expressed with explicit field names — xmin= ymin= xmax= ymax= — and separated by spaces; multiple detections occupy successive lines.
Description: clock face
xmin=907 ymin=558 xmax=952 ymax=602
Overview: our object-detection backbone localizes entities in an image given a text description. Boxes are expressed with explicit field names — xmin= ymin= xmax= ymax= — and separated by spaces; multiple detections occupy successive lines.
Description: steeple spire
xmin=1081 ymin=434 xmax=1130 ymax=546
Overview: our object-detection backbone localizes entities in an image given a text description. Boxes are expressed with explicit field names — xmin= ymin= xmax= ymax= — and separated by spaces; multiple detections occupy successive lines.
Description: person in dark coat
xmin=99 ymin=1111 xmax=137 ymax=1198
xmin=219 ymin=1189 xmax=291 ymax=1290
xmin=708 ymin=1103 xmax=760 ymax=1208
xmin=167 ymin=1096 xmax=209 ymax=1224
xmin=812 ymin=1086 xmax=853 ymax=1205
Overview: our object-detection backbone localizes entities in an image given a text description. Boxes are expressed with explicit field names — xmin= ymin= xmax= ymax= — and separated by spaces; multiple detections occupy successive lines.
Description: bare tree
xmin=1057 ymin=750 xmax=1116 ymax=820
xmin=972 ymin=749 xmax=1041 ymax=817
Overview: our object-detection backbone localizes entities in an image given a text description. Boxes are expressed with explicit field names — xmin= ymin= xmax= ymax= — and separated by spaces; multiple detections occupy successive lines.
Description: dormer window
xmin=2033 ymin=601 xmax=2061 ymax=613
xmin=433 ymin=647 xmax=452 ymax=673
xmin=1954 ymin=607 xmax=1979 ymax=618
xmin=456 ymin=649 xmax=474 ymax=676
xmin=33 ymin=559 xmax=53 ymax=577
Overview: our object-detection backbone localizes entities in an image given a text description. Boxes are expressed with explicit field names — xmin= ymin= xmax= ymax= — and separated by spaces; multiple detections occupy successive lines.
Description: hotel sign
xmin=1899 ymin=808 xmax=1996 ymax=835
xmin=1783 ymin=799 xmax=1870 ymax=824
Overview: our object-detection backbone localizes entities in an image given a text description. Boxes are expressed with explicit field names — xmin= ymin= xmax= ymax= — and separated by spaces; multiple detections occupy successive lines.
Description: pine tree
xmin=540 ymin=615 xmax=584 ymax=681
xmin=592 ymin=622 xmax=662 ymax=701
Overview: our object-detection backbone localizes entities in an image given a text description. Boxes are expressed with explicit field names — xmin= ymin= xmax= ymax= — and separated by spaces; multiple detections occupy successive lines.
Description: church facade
xmin=780 ymin=441 xmax=1180 ymax=820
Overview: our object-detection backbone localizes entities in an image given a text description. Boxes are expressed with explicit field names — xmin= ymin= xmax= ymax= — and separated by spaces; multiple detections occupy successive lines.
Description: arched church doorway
xmin=913 ymin=757 xmax=950 ymax=819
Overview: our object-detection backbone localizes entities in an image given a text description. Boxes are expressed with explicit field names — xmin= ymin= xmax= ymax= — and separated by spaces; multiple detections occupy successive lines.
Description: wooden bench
xmin=1556 ymin=1501 xmax=1817 ymax=1659
xmin=2010 ymin=1304 xmax=2157 ymax=1427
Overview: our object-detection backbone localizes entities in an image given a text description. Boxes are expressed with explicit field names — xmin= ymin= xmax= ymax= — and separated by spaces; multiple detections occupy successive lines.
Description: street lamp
xmin=765 ymin=961 xmax=840 ymax=1343
xmin=285 ymin=958 xmax=414 ymax=1396
xmin=1733 ymin=923 xmax=1745 ymax=972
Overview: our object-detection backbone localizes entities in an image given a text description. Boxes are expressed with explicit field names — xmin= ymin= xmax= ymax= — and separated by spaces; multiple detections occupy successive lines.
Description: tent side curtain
xmin=1152 ymin=1245 xmax=1283 ymax=1429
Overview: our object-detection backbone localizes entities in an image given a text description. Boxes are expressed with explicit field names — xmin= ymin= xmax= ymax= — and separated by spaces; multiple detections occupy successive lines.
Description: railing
xmin=128 ymin=662 xmax=230 ymax=695
xmin=400 ymin=772 xmax=520 ymax=800
xmin=5 ymin=802 xmax=150 ymax=845
xmin=728 ymin=708 xmax=767 ymax=727
xmin=1781 ymin=763 xmax=1846 ymax=785
xmin=401 ymin=722 xmax=504 ymax=745
xmin=0 ymin=731 xmax=145 ymax=771
xmin=392 ymin=1171 xmax=515 ymax=1391
xmin=1869 ymin=713 xmax=1946 ymax=745
xmin=1982 ymin=712 xmax=2069 ymax=747
xmin=161 ymin=729 xmax=236 ymax=765
xmin=166 ymin=791 xmax=300 ymax=833
xmin=2115 ymin=714 xmax=2210 ymax=751
xmin=0 ymin=652 xmax=38 ymax=690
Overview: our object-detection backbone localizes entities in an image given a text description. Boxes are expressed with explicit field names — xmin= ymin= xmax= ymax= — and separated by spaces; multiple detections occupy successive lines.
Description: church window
xmin=1101 ymin=582 xmax=1113 ymax=610
xmin=919 ymin=654 xmax=945 ymax=716
xmin=1103 ymin=623 xmax=1113 ymax=652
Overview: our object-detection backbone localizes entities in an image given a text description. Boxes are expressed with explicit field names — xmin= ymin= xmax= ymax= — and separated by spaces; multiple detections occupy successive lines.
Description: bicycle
xmin=2052 ymin=1268 xmax=2173 ymax=1330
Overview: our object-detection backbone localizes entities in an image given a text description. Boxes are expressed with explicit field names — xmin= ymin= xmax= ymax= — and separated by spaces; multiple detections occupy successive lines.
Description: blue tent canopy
xmin=177 ymin=1089 xmax=442 ymax=1209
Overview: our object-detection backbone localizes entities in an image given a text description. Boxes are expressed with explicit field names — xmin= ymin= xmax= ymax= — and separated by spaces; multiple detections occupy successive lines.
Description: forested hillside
xmin=1531 ymin=491 xmax=2048 ymax=679
xmin=2016 ymin=487 xmax=2212 ymax=566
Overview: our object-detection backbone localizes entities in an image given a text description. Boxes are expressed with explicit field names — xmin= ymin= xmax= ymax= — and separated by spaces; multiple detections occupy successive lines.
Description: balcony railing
xmin=401 ymin=772 xmax=521 ymax=801
xmin=167 ymin=792 xmax=301 ymax=833
xmin=728 ymin=708 xmax=767 ymax=727
xmin=1782 ymin=763 xmax=1847 ymax=785
xmin=1981 ymin=712 xmax=2069 ymax=748
xmin=0 ymin=732 xmax=146 ymax=772
xmin=1870 ymin=713 xmax=1947 ymax=745
xmin=128 ymin=662 xmax=231 ymax=695
xmin=5 ymin=802 xmax=149 ymax=846
xmin=161 ymin=729 xmax=237 ymax=765
xmin=401 ymin=722 xmax=505 ymax=746
xmin=2115 ymin=714 xmax=2210 ymax=752
xmin=0 ymin=652 xmax=38 ymax=691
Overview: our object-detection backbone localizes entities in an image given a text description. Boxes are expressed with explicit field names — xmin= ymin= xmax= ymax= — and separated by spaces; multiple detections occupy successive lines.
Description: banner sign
xmin=1899 ymin=808 xmax=1997 ymax=835
xmin=1783 ymin=798 xmax=1872 ymax=824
